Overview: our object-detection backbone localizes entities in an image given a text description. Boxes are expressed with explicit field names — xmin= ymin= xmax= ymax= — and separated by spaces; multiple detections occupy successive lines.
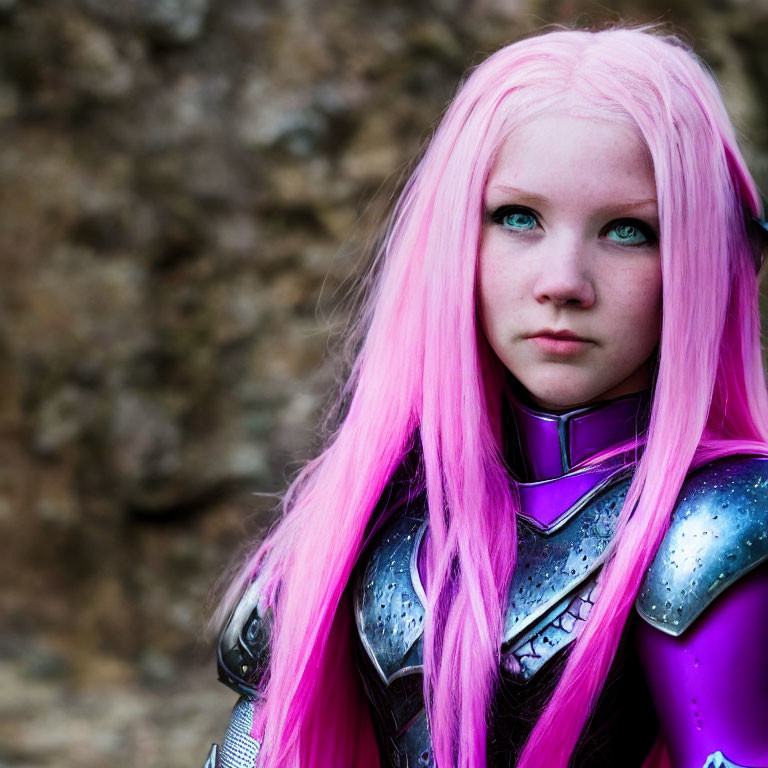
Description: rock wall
xmin=0 ymin=1 xmax=766 ymax=765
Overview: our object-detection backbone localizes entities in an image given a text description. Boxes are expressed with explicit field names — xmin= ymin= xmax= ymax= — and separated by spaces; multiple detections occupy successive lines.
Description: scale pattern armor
xmin=208 ymin=697 xmax=261 ymax=768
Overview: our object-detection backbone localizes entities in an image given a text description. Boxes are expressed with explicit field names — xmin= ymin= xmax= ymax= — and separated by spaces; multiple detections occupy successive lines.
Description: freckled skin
xmin=477 ymin=112 xmax=663 ymax=411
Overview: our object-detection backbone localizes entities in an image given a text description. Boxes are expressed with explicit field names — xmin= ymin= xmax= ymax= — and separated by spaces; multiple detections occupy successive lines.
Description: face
xmin=477 ymin=112 xmax=662 ymax=411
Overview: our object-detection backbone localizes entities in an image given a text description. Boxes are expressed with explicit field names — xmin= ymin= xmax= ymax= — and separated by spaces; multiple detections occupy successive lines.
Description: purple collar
xmin=504 ymin=389 xmax=651 ymax=533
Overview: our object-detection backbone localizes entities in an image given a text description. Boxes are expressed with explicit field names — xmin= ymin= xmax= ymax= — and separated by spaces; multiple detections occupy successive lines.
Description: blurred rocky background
xmin=0 ymin=0 xmax=766 ymax=766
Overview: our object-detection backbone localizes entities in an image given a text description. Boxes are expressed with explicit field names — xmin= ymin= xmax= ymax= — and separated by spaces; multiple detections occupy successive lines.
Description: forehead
xmin=486 ymin=112 xmax=656 ymax=204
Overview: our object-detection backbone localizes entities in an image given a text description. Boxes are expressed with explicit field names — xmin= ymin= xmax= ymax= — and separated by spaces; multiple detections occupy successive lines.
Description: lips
xmin=526 ymin=328 xmax=594 ymax=356
xmin=527 ymin=329 xmax=590 ymax=342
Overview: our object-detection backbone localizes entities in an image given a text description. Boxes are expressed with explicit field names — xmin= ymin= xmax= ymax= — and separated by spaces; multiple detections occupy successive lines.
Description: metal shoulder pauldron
xmin=635 ymin=455 xmax=768 ymax=636
xmin=217 ymin=576 xmax=272 ymax=697
xmin=203 ymin=578 xmax=270 ymax=767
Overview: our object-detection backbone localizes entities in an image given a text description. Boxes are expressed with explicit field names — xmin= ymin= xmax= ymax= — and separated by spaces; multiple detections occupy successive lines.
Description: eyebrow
xmin=486 ymin=184 xmax=658 ymax=214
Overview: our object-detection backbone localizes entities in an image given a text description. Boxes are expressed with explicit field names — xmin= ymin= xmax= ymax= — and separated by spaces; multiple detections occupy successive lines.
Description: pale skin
xmin=477 ymin=112 xmax=663 ymax=412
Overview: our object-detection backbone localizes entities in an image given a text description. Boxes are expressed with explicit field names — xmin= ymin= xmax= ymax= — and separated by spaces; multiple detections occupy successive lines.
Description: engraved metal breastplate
xmin=352 ymin=469 xmax=635 ymax=767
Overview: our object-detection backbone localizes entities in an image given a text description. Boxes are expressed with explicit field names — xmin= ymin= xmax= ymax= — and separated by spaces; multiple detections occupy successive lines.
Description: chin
xmin=515 ymin=376 xmax=603 ymax=411
xmin=533 ymin=393 xmax=596 ymax=411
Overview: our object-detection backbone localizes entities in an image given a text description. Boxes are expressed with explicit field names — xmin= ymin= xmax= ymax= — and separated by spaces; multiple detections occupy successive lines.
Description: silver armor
xmin=203 ymin=697 xmax=261 ymax=767
xmin=204 ymin=456 xmax=768 ymax=767
xmin=635 ymin=456 xmax=768 ymax=636
xmin=352 ymin=468 xmax=649 ymax=766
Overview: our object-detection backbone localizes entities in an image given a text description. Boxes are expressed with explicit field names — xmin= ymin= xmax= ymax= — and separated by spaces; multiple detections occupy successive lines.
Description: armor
xmin=209 ymin=697 xmax=261 ymax=768
xmin=204 ymin=390 xmax=768 ymax=767
xmin=635 ymin=456 xmax=768 ymax=636
xmin=703 ymin=752 xmax=764 ymax=768
xmin=352 ymin=407 xmax=655 ymax=766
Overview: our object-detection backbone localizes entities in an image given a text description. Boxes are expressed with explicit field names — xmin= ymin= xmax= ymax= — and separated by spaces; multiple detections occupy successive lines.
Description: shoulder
xmin=635 ymin=454 xmax=768 ymax=636
xmin=217 ymin=575 xmax=272 ymax=697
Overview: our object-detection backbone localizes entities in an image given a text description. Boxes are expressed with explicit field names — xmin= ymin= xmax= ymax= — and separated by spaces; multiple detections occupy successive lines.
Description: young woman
xmin=203 ymin=25 xmax=768 ymax=768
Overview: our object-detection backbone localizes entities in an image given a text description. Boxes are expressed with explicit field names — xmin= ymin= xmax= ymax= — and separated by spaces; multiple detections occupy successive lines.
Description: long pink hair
xmin=212 ymin=25 xmax=768 ymax=768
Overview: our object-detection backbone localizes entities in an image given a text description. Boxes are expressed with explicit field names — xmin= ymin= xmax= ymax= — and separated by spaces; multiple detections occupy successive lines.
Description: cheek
xmin=609 ymin=267 xmax=662 ymax=345
xmin=477 ymin=268 xmax=524 ymax=347
xmin=476 ymin=246 xmax=503 ymax=335
xmin=477 ymin=242 xmax=527 ymax=327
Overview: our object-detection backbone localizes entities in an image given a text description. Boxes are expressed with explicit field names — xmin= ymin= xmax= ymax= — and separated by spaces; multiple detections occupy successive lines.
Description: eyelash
xmin=487 ymin=205 xmax=659 ymax=247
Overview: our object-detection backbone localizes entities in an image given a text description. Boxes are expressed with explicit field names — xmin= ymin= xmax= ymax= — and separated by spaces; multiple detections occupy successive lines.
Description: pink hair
xmin=213 ymin=25 xmax=768 ymax=768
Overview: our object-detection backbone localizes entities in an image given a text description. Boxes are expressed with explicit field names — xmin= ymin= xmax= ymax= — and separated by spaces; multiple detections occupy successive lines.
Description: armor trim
xmin=504 ymin=575 xmax=599 ymax=680
xmin=635 ymin=456 xmax=768 ymax=637
xmin=516 ymin=462 xmax=631 ymax=534
xmin=702 ymin=750 xmax=762 ymax=768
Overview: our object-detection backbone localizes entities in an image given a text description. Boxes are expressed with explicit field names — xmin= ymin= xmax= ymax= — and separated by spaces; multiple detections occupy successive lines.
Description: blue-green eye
xmin=606 ymin=220 xmax=656 ymax=246
xmin=490 ymin=206 xmax=538 ymax=232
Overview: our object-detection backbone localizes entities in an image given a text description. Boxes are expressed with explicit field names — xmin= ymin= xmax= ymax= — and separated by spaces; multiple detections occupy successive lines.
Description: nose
xmin=532 ymin=234 xmax=596 ymax=308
